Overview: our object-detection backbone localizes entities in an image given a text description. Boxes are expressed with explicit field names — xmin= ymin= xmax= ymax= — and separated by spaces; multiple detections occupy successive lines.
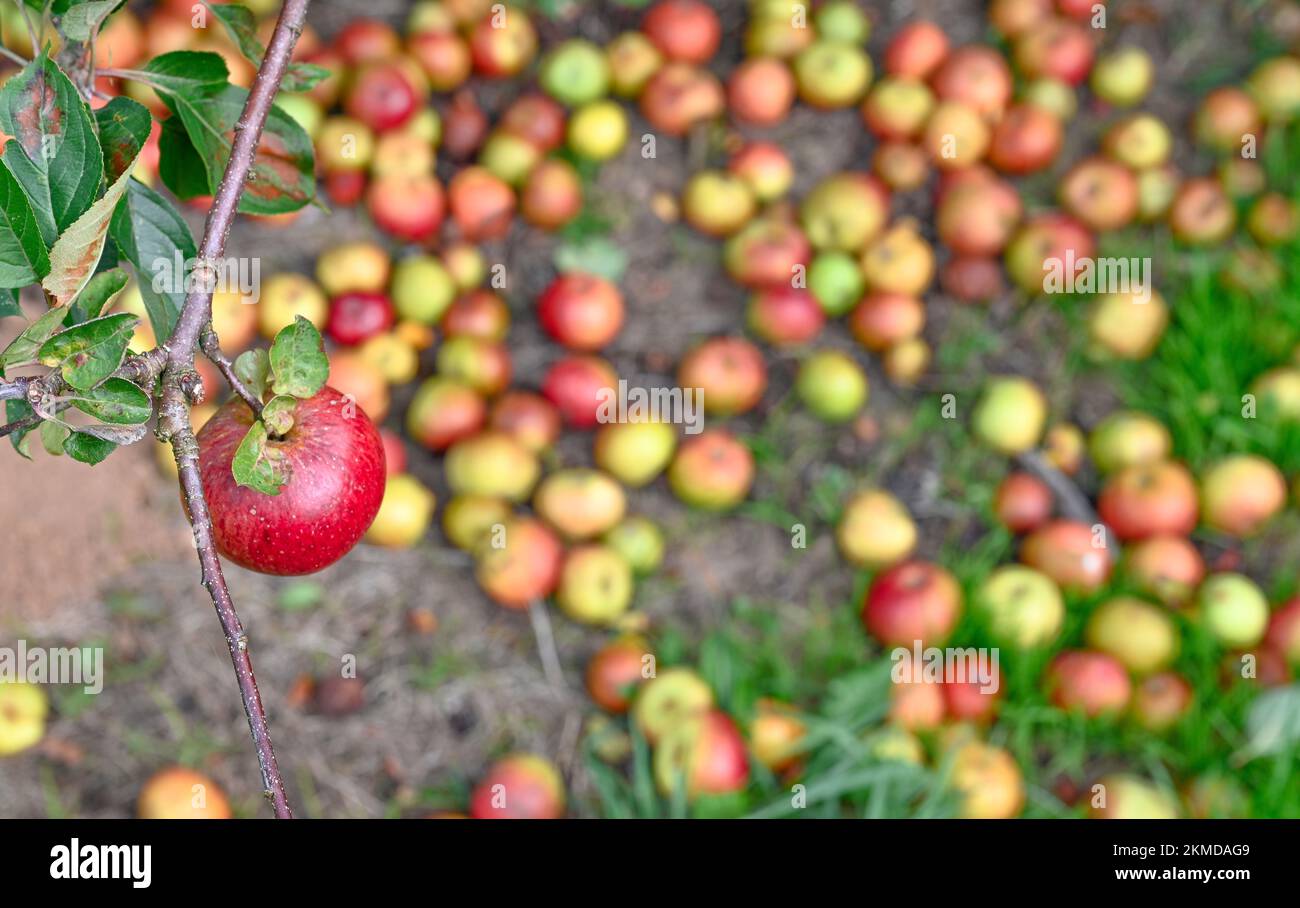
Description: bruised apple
xmin=197 ymin=388 xmax=386 ymax=575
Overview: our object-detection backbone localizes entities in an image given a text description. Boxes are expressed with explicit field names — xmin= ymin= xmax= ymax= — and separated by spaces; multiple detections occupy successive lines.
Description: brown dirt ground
xmin=0 ymin=0 xmax=1286 ymax=817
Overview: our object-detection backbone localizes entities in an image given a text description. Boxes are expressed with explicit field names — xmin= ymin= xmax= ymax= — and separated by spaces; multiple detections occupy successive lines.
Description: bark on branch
xmin=151 ymin=0 xmax=313 ymax=819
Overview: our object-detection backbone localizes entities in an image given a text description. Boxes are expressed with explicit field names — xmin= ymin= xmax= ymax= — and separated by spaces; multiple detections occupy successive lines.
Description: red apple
xmin=941 ymin=255 xmax=1004 ymax=303
xmin=1058 ymin=156 xmax=1139 ymax=232
xmin=1168 ymin=177 xmax=1236 ymax=245
xmin=639 ymin=62 xmax=725 ymax=136
xmin=1045 ymin=650 xmax=1132 ymax=716
xmin=468 ymin=8 xmax=538 ymax=77
xmin=1194 ymin=87 xmax=1261 ymax=154
xmin=406 ymin=377 xmax=486 ymax=451
xmin=408 ymin=29 xmax=471 ymax=92
xmin=1266 ymin=597 xmax=1300 ymax=666
xmin=489 ymin=391 xmax=562 ymax=453
xmin=654 ymin=708 xmax=749 ymax=798
xmin=1004 ymin=212 xmax=1096 ymax=293
xmin=334 ymin=19 xmax=401 ymax=65
xmin=729 ymin=141 xmax=794 ymax=201
xmin=1013 ymin=18 xmax=1095 ymax=85
xmin=1124 ymin=535 xmax=1205 ymax=607
xmin=668 ymin=430 xmax=755 ymax=511
xmin=441 ymin=90 xmax=489 ymax=160
xmin=885 ymin=21 xmax=950 ymax=79
xmin=988 ymin=103 xmax=1063 ymax=174
xmin=543 ymin=355 xmax=618 ymax=429
xmin=326 ymin=292 xmax=394 ymax=346
xmin=538 ymin=273 xmax=625 ymax=352
xmin=862 ymin=561 xmax=963 ymax=647
xmin=521 ymin=159 xmax=583 ymax=230
xmin=848 ymin=292 xmax=924 ymax=351
xmin=988 ymin=0 xmax=1053 ymax=38
xmin=1131 ymin=671 xmax=1192 ymax=731
xmin=586 ymin=637 xmax=649 ymax=713
xmin=641 ymin=0 xmax=720 ymax=64
xmin=994 ymin=471 xmax=1053 ymax=533
xmin=197 ymin=388 xmax=386 ymax=575
xmin=441 ymin=290 xmax=510 ymax=342
xmin=677 ymin=336 xmax=767 ymax=417
xmin=724 ymin=217 xmax=811 ymax=289
xmin=448 ymin=166 xmax=515 ymax=241
xmin=345 ymin=62 xmax=421 ymax=132
xmin=474 ymin=517 xmax=562 ymax=608
xmin=937 ymin=176 xmax=1022 ymax=256
xmin=499 ymin=93 xmax=567 ymax=152
xmin=747 ymin=286 xmax=826 ymax=347
xmin=728 ymin=57 xmax=795 ymax=126
xmin=931 ymin=45 xmax=1013 ymax=118
xmin=367 ymin=174 xmax=444 ymax=243
xmin=1098 ymin=461 xmax=1199 ymax=541
xmin=1021 ymin=519 xmax=1113 ymax=593
xmin=469 ymin=753 xmax=564 ymax=819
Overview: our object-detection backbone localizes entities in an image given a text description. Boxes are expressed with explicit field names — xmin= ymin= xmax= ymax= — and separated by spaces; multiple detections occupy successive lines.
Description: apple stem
xmin=201 ymin=327 xmax=264 ymax=417
xmin=151 ymin=0 xmax=314 ymax=820
xmin=528 ymin=600 xmax=568 ymax=690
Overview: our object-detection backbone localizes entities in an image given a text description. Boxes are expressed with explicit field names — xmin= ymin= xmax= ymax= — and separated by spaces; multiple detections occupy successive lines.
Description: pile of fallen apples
xmin=3 ymin=0 xmax=1299 ymax=820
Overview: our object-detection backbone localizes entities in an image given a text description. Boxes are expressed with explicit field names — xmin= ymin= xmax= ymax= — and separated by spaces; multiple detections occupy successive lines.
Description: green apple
xmin=556 ymin=544 xmax=634 ymax=626
xmin=796 ymin=350 xmax=869 ymax=422
xmin=540 ymin=38 xmax=610 ymax=106
xmin=632 ymin=666 xmax=713 ymax=744
xmin=1089 ymin=774 xmax=1180 ymax=819
xmin=1198 ymin=573 xmax=1269 ymax=648
xmin=1089 ymin=411 xmax=1171 ymax=472
xmin=593 ymin=421 xmax=677 ymax=487
xmin=0 ymin=681 xmax=48 ymax=756
xmin=392 ymin=255 xmax=456 ymax=325
xmin=444 ymin=432 xmax=540 ymax=502
xmin=972 ymin=376 xmax=1047 ymax=454
xmin=603 ymin=516 xmax=665 ymax=576
xmin=808 ymin=251 xmax=866 ymax=316
xmin=976 ymin=565 xmax=1065 ymax=648
xmin=1085 ymin=596 xmax=1178 ymax=675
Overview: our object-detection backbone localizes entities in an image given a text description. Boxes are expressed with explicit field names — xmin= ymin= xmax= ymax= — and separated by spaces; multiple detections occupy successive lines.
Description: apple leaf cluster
xmin=0 ymin=1 xmax=316 ymax=470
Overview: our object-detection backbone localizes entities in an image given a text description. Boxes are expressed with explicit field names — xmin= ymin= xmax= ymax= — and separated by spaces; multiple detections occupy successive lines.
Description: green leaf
xmin=231 ymin=420 xmax=289 ymax=495
xmin=0 ymin=55 xmax=103 ymax=246
xmin=233 ymin=347 xmax=270 ymax=399
xmin=37 ymin=312 xmax=136 ymax=390
xmin=93 ymin=96 xmax=152 ymax=183
xmin=205 ymin=3 xmax=263 ymax=67
xmin=41 ymin=144 xmax=140 ymax=308
xmin=261 ymin=394 xmax=296 ymax=436
xmin=269 ymin=316 xmax=328 ymax=399
xmin=6 ymin=399 xmax=35 ymax=459
xmin=68 ymin=377 xmax=151 ymax=424
xmin=140 ymin=51 xmax=230 ymax=95
xmin=110 ymin=179 xmax=195 ymax=344
xmin=0 ymin=305 xmax=69 ymax=373
xmin=156 ymin=116 xmax=212 ymax=202
xmin=554 ymin=236 xmax=628 ymax=282
xmin=1239 ymin=684 xmax=1300 ymax=761
xmin=60 ymin=1 xmax=128 ymax=42
xmin=63 ymin=430 xmax=116 ymax=464
xmin=202 ymin=3 xmax=325 ymax=93
xmin=0 ymin=160 xmax=51 ymax=288
xmin=39 ymin=419 xmax=69 ymax=456
xmin=157 ymin=82 xmax=316 ymax=215
xmin=281 ymin=63 xmax=331 ymax=94
xmin=66 ymin=267 xmax=128 ymax=324
xmin=0 ymin=289 xmax=18 ymax=319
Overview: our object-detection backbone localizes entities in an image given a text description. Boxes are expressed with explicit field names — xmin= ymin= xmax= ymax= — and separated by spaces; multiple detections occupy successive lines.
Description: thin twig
xmin=528 ymin=599 xmax=567 ymax=690
xmin=0 ymin=45 xmax=27 ymax=68
xmin=1015 ymin=450 xmax=1116 ymax=552
xmin=200 ymin=326 xmax=263 ymax=416
xmin=154 ymin=0 xmax=312 ymax=820
xmin=0 ymin=413 xmax=39 ymax=438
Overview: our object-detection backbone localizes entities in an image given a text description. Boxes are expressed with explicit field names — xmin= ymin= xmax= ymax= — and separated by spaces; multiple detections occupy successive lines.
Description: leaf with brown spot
xmin=0 ymin=55 xmax=103 ymax=246
xmin=41 ymin=146 xmax=140 ymax=309
xmin=155 ymin=83 xmax=315 ymax=215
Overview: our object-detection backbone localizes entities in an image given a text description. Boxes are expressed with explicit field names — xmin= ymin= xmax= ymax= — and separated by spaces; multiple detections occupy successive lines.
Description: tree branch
xmin=0 ymin=412 xmax=39 ymax=438
xmin=154 ymin=0 xmax=312 ymax=820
